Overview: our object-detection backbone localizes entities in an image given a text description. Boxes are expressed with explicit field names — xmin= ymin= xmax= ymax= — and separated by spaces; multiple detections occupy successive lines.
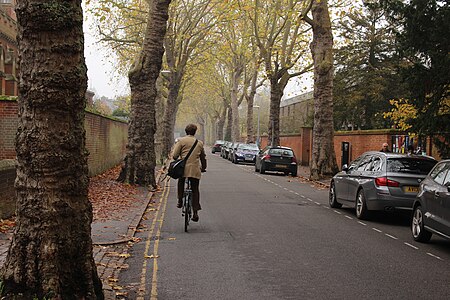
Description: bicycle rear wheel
xmin=184 ymin=195 xmax=190 ymax=232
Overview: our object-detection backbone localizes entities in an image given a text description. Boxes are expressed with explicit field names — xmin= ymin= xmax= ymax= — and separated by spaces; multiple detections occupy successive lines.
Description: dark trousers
xmin=177 ymin=177 xmax=201 ymax=212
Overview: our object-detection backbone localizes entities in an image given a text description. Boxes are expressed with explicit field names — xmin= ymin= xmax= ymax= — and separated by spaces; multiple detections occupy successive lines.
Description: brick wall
xmin=0 ymin=99 xmax=18 ymax=159
xmin=0 ymin=159 xmax=15 ymax=218
xmin=0 ymin=100 xmax=128 ymax=175
xmin=260 ymin=129 xmax=440 ymax=169
xmin=85 ymin=112 xmax=128 ymax=176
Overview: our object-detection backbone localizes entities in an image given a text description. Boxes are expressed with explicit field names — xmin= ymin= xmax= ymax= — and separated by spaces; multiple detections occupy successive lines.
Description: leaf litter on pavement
xmin=89 ymin=165 xmax=143 ymax=222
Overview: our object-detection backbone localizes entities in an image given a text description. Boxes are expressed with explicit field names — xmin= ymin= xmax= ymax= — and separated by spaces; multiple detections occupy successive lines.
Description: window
xmin=387 ymin=158 xmax=436 ymax=175
xmin=432 ymin=163 xmax=450 ymax=186
xmin=356 ymin=156 xmax=373 ymax=171
xmin=369 ymin=157 xmax=383 ymax=172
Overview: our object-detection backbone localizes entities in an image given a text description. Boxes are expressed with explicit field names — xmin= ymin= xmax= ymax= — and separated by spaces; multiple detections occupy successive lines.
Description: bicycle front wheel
xmin=184 ymin=196 xmax=190 ymax=232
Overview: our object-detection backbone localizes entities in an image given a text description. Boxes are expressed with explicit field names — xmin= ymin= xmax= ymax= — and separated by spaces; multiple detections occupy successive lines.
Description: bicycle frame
xmin=182 ymin=178 xmax=193 ymax=232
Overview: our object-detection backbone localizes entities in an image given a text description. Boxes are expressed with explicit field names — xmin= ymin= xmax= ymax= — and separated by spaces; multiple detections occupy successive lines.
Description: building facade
xmin=0 ymin=0 xmax=18 ymax=96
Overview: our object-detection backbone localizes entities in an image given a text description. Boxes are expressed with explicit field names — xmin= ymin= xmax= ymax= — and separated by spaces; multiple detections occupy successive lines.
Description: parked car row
xmin=329 ymin=151 xmax=449 ymax=243
xmin=212 ymin=140 xmax=299 ymax=177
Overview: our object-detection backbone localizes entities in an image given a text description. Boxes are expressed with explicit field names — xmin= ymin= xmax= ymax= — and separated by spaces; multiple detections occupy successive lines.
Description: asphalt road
xmin=120 ymin=152 xmax=450 ymax=300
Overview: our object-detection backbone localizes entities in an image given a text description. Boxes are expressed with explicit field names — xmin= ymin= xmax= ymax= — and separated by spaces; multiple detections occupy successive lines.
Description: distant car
xmin=228 ymin=142 xmax=241 ymax=161
xmin=232 ymin=143 xmax=260 ymax=164
xmin=255 ymin=146 xmax=298 ymax=177
xmin=221 ymin=141 xmax=232 ymax=159
xmin=411 ymin=159 xmax=450 ymax=242
xmin=211 ymin=140 xmax=225 ymax=154
xmin=329 ymin=152 xmax=437 ymax=220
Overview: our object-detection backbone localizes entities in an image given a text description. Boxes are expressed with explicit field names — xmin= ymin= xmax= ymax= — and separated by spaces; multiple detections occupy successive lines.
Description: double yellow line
xmin=137 ymin=178 xmax=171 ymax=300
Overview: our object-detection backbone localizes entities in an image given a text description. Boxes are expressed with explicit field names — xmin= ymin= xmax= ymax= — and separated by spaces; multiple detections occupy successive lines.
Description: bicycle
xmin=182 ymin=178 xmax=193 ymax=232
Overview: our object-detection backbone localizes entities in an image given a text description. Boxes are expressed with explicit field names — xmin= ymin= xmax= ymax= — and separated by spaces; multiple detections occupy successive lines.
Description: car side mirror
xmin=342 ymin=164 xmax=349 ymax=172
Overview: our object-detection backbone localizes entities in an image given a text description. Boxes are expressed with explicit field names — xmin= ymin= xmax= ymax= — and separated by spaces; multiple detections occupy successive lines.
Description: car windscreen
xmin=239 ymin=144 xmax=259 ymax=151
xmin=269 ymin=149 xmax=294 ymax=157
xmin=387 ymin=158 xmax=436 ymax=175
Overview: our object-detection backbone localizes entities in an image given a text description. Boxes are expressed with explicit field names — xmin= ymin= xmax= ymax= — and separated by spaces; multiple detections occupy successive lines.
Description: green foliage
xmin=382 ymin=0 xmax=450 ymax=158
xmin=333 ymin=0 xmax=408 ymax=130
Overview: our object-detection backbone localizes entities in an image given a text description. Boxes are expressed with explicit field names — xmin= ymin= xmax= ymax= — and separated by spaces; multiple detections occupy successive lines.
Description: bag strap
xmin=183 ymin=139 xmax=198 ymax=161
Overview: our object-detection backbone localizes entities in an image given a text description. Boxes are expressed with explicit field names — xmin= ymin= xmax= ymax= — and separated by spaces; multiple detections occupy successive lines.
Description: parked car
xmin=329 ymin=152 xmax=437 ymax=220
xmin=232 ymin=143 xmax=260 ymax=164
xmin=228 ymin=142 xmax=241 ymax=161
xmin=211 ymin=140 xmax=225 ymax=154
xmin=221 ymin=141 xmax=232 ymax=159
xmin=411 ymin=159 xmax=450 ymax=242
xmin=255 ymin=146 xmax=298 ymax=176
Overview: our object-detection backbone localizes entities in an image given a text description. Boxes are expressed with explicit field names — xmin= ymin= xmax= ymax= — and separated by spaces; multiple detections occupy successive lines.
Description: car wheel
xmin=284 ymin=171 xmax=289 ymax=176
xmin=260 ymin=162 xmax=266 ymax=174
xmin=412 ymin=205 xmax=432 ymax=243
xmin=329 ymin=181 xmax=342 ymax=208
xmin=355 ymin=189 xmax=370 ymax=220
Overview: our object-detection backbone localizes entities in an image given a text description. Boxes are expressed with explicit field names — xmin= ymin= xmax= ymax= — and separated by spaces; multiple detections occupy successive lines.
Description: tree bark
xmin=231 ymin=67 xmax=243 ymax=142
xmin=120 ymin=0 xmax=171 ymax=188
xmin=161 ymin=72 xmax=181 ymax=160
xmin=309 ymin=0 xmax=339 ymax=180
xmin=0 ymin=1 xmax=103 ymax=298
xmin=225 ymin=105 xmax=232 ymax=141
xmin=267 ymin=72 xmax=290 ymax=147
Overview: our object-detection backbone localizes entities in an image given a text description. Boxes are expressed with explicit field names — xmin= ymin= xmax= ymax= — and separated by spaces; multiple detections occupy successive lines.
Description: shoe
xmin=177 ymin=200 xmax=182 ymax=208
xmin=191 ymin=213 xmax=199 ymax=222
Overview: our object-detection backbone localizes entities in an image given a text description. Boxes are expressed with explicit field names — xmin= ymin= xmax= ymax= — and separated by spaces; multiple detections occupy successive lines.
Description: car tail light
xmin=263 ymin=154 xmax=271 ymax=160
xmin=292 ymin=156 xmax=297 ymax=163
xmin=375 ymin=177 xmax=400 ymax=187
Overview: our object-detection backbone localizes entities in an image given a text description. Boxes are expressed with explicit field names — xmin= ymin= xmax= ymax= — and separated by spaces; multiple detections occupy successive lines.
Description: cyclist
xmin=172 ymin=124 xmax=207 ymax=222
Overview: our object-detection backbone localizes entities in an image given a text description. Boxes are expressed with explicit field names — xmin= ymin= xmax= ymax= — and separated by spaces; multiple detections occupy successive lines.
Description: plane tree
xmin=0 ymin=0 xmax=103 ymax=298
xmin=246 ymin=0 xmax=312 ymax=146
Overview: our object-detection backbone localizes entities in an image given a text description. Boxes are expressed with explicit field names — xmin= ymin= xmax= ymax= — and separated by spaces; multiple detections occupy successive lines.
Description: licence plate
xmin=275 ymin=164 xmax=288 ymax=168
xmin=404 ymin=186 xmax=419 ymax=193
xmin=245 ymin=157 xmax=253 ymax=161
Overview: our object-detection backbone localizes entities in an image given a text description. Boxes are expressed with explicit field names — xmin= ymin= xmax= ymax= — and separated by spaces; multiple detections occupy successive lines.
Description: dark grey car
xmin=329 ymin=152 xmax=437 ymax=220
xmin=411 ymin=159 xmax=450 ymax=242
xmin=255 ymin=146 xmax=298 ymax=177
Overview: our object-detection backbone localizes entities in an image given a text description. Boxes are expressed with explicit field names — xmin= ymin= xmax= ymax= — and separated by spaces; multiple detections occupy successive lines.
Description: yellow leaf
xmin=144 ymin=254 xmax=159 ymax=259
xmin=119 ymin=253 xmax=131 ymax=258
xmin=168 ymin=237 xmax=176 ymax=241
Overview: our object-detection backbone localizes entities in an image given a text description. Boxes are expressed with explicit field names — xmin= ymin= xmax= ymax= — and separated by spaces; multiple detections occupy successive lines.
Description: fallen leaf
xmin=144 ymin=254 xmax=159 ymax=259
xmin=168 ymin=237 xmax=176 ymax=241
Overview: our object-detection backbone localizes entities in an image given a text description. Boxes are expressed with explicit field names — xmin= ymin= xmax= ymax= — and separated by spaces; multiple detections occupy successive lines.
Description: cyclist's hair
xmin=185 ymin=123 xmax=197 ymax=135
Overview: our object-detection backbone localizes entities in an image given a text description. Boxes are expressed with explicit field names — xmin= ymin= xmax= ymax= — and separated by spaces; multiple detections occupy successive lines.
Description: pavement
xmin=0 ymin=164 xmax=329 ymax=298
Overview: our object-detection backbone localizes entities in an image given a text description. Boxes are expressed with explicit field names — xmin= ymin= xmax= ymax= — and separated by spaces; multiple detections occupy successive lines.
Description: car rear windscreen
xmin=387 ymin=158 xmax=436 ymax=175
xmin=269 ymin=149 xmax=294 ymax=157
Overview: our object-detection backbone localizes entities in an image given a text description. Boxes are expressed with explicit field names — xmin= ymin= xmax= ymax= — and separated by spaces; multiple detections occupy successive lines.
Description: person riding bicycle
xmin=172 ymin=124 xmax=207 ymax=222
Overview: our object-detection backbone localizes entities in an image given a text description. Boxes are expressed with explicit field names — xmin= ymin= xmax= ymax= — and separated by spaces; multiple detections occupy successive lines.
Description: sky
xmin=83 ymin=12 xmax=129 ymax=99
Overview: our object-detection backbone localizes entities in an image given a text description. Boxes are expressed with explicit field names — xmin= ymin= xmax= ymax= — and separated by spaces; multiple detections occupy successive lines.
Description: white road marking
xmin=357 ymin=221 xmax=367 ymax=226
xmin=385 ymin=234 xmax=398 ymax=240
xmin=315 ymin=202 xmax=321 ymax=205
xmin=372 ymin=228 xmax=382 ymax=233
xmin=294 ymin=192 xmax=299 ymax=195
xmin=404 ymin=242 xmax=418 ymax=250
xmin=345 ymin=215 xmax=353 ymax=220
xmin=301 ymin=195 xmax=306 ymax=198
xmin=427 ymin=253 xmax=443 ymax=260
xmin=334 ymin=210 xmax=342 ymax=214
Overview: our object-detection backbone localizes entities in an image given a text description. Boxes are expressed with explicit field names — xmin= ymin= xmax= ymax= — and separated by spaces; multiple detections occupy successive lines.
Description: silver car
xmin=329 ymin=152 xmax=437 ymax=220
xmin=412 ymin=159 xmax=450 ymax=242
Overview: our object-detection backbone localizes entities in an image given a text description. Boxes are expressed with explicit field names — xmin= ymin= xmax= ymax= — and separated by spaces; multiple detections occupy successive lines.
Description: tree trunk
xmin=309 ymin=0 xmax=339 ymax=180
xmin=225 ymin=105 xmax=232 ymax=141
xmin=119 ymin=0 xmax=171 ymax=188
xmin=267 ymin=73 xmax=289 ymax=147
xmin=217 ymin=106 xmax=226 ymax=140
xmin=231 ymin=66 xmax=243 ymax=142
xmin=161 ymin=73 xmax=181 ymax=160
xmin=246 ymin=69 xmax=258 ymax=143
xmin=0 ymin=1 xmax=103 ymax=298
